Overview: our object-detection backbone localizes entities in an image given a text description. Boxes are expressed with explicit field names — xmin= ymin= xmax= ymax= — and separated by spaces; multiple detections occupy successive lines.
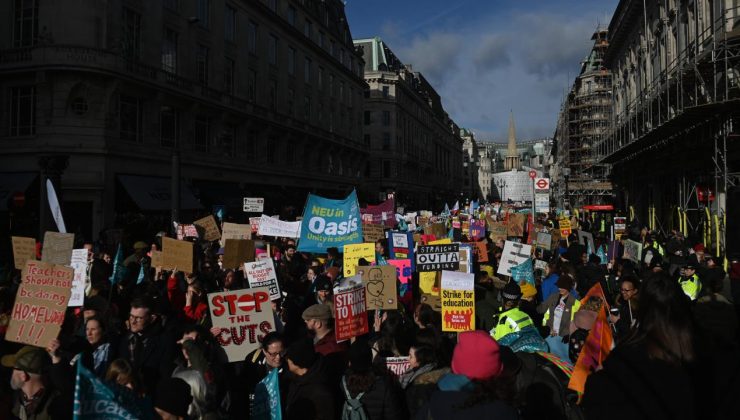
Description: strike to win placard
xmin=208 ymin=287 xmax=276 ymax=362
xmin=334 ymin=282 xmax=369 ymax=341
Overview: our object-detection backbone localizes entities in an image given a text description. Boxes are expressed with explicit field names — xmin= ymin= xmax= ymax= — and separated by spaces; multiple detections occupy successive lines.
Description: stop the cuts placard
xmin=244 ymin=259 xmax=281 ymax=300
xmin=208 ymin=287 xmax=276 ymax=362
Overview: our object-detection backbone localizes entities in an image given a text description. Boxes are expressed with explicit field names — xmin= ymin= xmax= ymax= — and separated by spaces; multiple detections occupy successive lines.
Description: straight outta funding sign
xmin=416 ymin=244 xmax=460 ymax=272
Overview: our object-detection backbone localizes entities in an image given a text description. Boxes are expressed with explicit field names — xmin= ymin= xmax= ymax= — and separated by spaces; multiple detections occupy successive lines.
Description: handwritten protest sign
xmin=359 ymin=265 xmax=397 ymax=310
xmin=416 ymin=244 xmax=460 ymax=272
xmin=7 ymin=261 xmax=73 ymax=347
xmin=245 ymin=259 xmax=281 ymax=301
xmin=208 ymin=287 xmax=275 ymax=362
xmin=11 ymin=236 xmax=36 ymax=269
xmin=507 ymin=214 xmax=525 ymax=237
xmin=458 ymin=244 xmax=473 ymax=273
xmin=488 ymin=222 xmax=508 ymax=242
xmin=150 ymin=250 xmax=163 ymax=268
xmin=69 ymin=249 xmax=89 ymax=307
xmin=257 ymin=215 xmax=301 ymax=238
xmin=162 ymin=237 xmax=193 ymax=272
xmin=362 ymin=223 xmax=385 ymax=243
xmin=194 ymin=215 xmax=221 ymax=242
xmin=221 ymin=222 xmax=252 ymax=247
xmin=623 ymin=239 xmax=643 ymax=263
xmin=41 ymin=231 xmax=74 ymax=266
xmin=343 ymin=243 xmax=375 ymax=277
xmin=223 ymin=239 xmax=255 ymax=269
xmin=334 ymin=282 xmax=369 ymax=341
xmin=440 ymin=270 xmax=475 ymax=332
xmin=382 ymin=357 xmax=411 ymax=379
xmin=536 ymin=231 xmax=552 ymax=250
xmin=498 ymin=241 xmax=533 ymax=276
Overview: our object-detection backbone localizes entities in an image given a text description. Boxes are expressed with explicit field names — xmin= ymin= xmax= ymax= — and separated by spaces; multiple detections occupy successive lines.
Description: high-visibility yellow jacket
xmin=490 ymin=307 xmax=534 ymax=340
xmin=679 ymin=273 xmax=701 ymax=301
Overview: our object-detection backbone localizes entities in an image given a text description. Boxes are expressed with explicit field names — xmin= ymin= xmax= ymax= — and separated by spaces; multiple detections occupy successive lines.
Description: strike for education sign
xmin=297 ymin=190 xmax=363 ymax=253
xmin=416 ymin=244 xmax=460 ymax=272
xmin=333 ymin=282 xmax=369 ymax=341
xmin=244 ymin=260 xmax=281 ymax=301
xmin=208 ymin=287 xmax=276 ymax=362
xmin=440 ymin=270 xmax=475 ymax=332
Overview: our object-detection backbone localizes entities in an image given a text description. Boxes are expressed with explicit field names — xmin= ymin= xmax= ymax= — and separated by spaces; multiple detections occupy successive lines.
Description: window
xmin=267 ymin=0 xmax=277 ymax=12
xmin=9 ymin=86 xmax=35 ymax=136
xmin=268 ymin=35 xmax=278 ymax=65
xmin=13 ymin=0 xmax=38 ymax=47
xmin=224 ymin=57 xmax=235 ymax=94
xmin=287 ymin=6 xmax=296 ymax=25
xmin=119 ymin=95 xmax=142 ymax=142
xmin=196 ymin=0 xmax=209 ymax=28
xmin=304 ymin=96 xmax=311 ymax=120
xmin=363 ymin=134 xmax=370 ymax=147
xmin=247 ymin=69 xmax=257 ymax=101
xmin=339 ymin=81 xmax=344 ymax=102
xmin=304 ymin=20 xmax=312 ymax=39
xmin=196 ymin=45 xmax=209 ymax=85
xmin=304 ymin=57 xmax=311 ymax=84
xmin=319 ymin=31 xmax=325 ymax=48
xmin=161 ymin=28 xmax=178 ymax=73
xmin=287 ymin=88 xmax=294 ymax=116
xmin=330 ymin=41 xmax=335 ymax=57
xmin=318 ymin=66 xmax=324 ymax=90
xmin=221 ymin=125 xmax=235 ymax=157
xmin=287 ymin=47 xmax=295 ymax=75
xmin=224 ymin=5 xmax=236 ymax=41
xmin=247 ymin=21 xmax=257 ymax=54
xmin=329 ymin=74 xmax=334 ymax=96
xmin=160 ymin=106 xmax=178 ymax=147
xmin=382 ymin=86 xmax=389 ymax=98
xmin=382 ymin=132 xmax=390 ymax=151
xmin=383 ymin=161 xmax=391 ymax=178
xmin=318 ymin=102 xmax=323 ymax=122
xmin=163 ymin=0 xmax=178 ymax=11
xmin=269 ymin=79 xmax=277 ymax=110
xmin=363 ymin=111 xmax=370 ymax=125
xmin=382 ymin=110 xmax=390 ymax=126
xmin=122 ymin=8 xmax=142 ymax=60
xmin=194 ymin=116 xmax=210 ymax=152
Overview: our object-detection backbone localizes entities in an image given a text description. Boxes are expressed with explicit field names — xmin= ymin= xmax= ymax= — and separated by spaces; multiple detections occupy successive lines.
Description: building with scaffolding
xmin=596 ymin=0 xmax=740 ymax=255
xmin=553 ymin=28 xmax=613 ymax=210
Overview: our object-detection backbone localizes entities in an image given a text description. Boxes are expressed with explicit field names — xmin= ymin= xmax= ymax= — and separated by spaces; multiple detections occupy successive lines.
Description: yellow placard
xmin=343 ymin=243 xmax=375 ymax=277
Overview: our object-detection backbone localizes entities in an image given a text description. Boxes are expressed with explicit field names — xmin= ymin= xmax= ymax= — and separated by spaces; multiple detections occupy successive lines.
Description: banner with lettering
xmin=333 ymin=282 xmax=368 ymax=341
xmin=258 ymin=215 xmax=301 ymax=238
xmin=360 ymin=197 xmax=396 ymax=227
xmin=343 ymin=243 xmax=375 ymax=277
xmin=440 ymin=270 xmax=475 ymax=332
xmin=298 ymin=190 xmax=363 ymax=253
xmin=416 ymin=244 xmax=460 ymax=272
xmin=245 ymin=260 xmax=281 ymax=301
xmin=497 ymin=241 xmax=533 ymax=277
xmin=382 ymin=356 xmax=411 ymax=379
xmin=252 ymin=367 xmax=282 ymax=420
xmin=73 ymin=358 xmax=152 ymax=420
xmin=387 ymin=231 xmax=415 ymax=269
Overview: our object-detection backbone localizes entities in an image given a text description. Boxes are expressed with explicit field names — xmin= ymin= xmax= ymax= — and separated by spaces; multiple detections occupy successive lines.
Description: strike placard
xmin=11 ymin=236 xmax=36 ymax=269
xmin=382 ymin=357 xmax=411 ymax=379
xmin=416 ymin=244 xmax=460 ymax=272
xmin=244 ymin=259 xmax=281 ymax=301
xmin=334 ymin=282 xmax=369 ymax=341
xmin=7 ymin=260 xmax=73 ymax=347
xmin=440 ymin=270 xmax=475 ymax=332
xmin=343 ymin=243 xmax=375 ymax=277
xmin=208 ymin=287 xmax=275 ymax=362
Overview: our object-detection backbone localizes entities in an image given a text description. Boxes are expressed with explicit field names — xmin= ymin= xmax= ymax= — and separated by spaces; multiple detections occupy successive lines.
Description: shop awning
xmin=118 ymin=174 xmax=201 ymax=211
xmin=0 ymin=172 xmax=37 ymax=211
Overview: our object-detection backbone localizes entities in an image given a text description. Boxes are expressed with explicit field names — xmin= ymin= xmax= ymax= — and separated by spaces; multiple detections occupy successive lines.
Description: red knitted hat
xmin=451 ymin=330 xmax=503 ymax=380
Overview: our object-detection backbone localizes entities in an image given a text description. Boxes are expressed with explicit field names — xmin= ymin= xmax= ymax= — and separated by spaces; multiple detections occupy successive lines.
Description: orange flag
xmin=567 ymin=304 xmax=614 ymax=394
xmin=579 ymin=282 xmax=611 ymax=312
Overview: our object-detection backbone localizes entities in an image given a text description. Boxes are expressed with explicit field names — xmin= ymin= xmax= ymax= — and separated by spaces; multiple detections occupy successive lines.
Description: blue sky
xmin=346 ymin=0 xmax=619 ymax=142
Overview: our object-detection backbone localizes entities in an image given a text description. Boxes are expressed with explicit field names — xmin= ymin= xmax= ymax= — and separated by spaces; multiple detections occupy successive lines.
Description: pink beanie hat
xmin=451 ymin=330 xmax=504 ymax=380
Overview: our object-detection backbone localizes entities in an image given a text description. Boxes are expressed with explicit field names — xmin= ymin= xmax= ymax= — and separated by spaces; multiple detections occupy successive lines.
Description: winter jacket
xmin=117 ymin=322 xmax=176 ymax=394
xmin=540 ymin=273 xmax=560 ymax=301
xmin=404 ymin=367 xmax=449 ymax=418
xmin=415 ymin=373 xmax=518 ymax=420
xmin=537 ymin=293 xmax=580 ymax=337
xmin=285 ymin=356 xmax=336 ymax=420
xmin=341 ymin=373 xmax=406 ymax=420
xmin=11 ymin=362 xmax=74 ymax=420
xmin=475 ymin=288 xmax=501 ymax=332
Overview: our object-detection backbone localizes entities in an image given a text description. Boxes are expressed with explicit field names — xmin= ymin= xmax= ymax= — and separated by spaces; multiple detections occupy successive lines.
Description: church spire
xmin=504 ymin=111 xmax=521 ymax=170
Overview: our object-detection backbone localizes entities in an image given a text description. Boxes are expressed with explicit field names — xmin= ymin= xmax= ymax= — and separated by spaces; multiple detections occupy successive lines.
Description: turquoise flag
xmin=510 ymin=259 xmax=535 ymax=286
xmin=297 ymin=190 xmax=363 ymax=253
xmin=252 ymin=367 xmax=282 ymax=420
xmin=108 ymin=244 xmax=126 ymax=285
xmin=597 ymin=245 xmax=608 ymax=265
xmin=73 ymin=358 xmax=152 ymax=419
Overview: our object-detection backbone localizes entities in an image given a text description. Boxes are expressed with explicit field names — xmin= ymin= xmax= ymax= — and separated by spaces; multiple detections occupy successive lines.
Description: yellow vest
xmin=679 ymin=273 xmax=701 ymax=300
xmin=491 ymin=307 xmax=534 ymax=340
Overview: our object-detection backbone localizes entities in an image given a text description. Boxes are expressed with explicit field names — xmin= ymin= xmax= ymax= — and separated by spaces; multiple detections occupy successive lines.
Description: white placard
xmin=390 ymin=232 xmax=409 ymax=249
xmin=244 ymin=259 xmax=281 ymax=300
xmin=497 ymin=241 xmax=533 ymax=276
xmin=257 ymin=215 xmax=301 ymax=238
xmin=440 ymin=270 xmax=474 ymax=291
xmin=68 ymin=249 xmax=88 ymax=307
xmin=243 ymin=197 xmax=264 ymax=212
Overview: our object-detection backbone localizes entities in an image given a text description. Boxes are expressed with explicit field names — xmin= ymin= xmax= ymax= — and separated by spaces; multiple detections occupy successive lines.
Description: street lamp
xmin=495 ymin=178 xmax=507 ymax=202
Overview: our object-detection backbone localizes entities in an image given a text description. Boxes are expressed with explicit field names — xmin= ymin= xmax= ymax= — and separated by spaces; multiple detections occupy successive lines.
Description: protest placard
xmin=257 ymin=215 xmax=301 ymax=238
xmin=423 ymin=222 xmax=447 ymax=239
xmin=440 ymin=270 xmax=475 ymax=332
xmin=474 ymin=241 xmax=489 ymax=263
xmin=458 ymin=244 xmax=473 ymax=273
xmin=382 ymin=357 xmax=411 ymax=379
xmin=360 ymin=198 xmax=396 ymax=227
xmin=150 ymin=250 xmax=163 ymax=268
xmin=623 ymin=239 xmax=643 ymax=263
xmin=209 ymin=288 xmax=275 ymax=362
xmin=7 ymin=260 xmax=73 ymax=348
xmin=416 ymin=244 xmax=460 ymax=272
xmin=387 ymin=231 xmax=414 ymax=267
xmin=194 ymin=215 xmax=221 ymax=242
xmin=245 ymin=259 xmax=281 ymax=300
xmin=578 ymin=230 xmax=596 ymax=253
xmin=249 ymin=217 xmax=261 ymax=234
xmin=488 ymin=222 xmax=508 ymax=242
xmin=162 ymin=237 xmax=194 ymax=272
xmin=334 ymin=282 xmax=369 ymax=341
xmin=388 ymin=259 xmax=411 ymax=286
xmin=11 ymin=236 xmax=36 ymax=269
xmin=498 ymin=241 xmax=533 ymax=276
xmin=297 ymin=190 xmax=363 ymax=253
xmin=507 ymin=214 xmax=525 ymax=237
xmin=536 ymin=231 xmax=552 ymax=250
xmin=551 ymin=229 xmax=562 ymax=249
xmin=510 ymin=259 xmax=535 ymax=286
xmin=221 ymin=222 xmax=252 ymax=246
xmin=69 ymin=249 xmax=88 ymax=307
xmin=362 ymin=223 xmax=386 ymax=243
xmin=359 ymin=265 xmax=397 ymax=310
xmin=223 ymin=239 xmax=255 ymax=269
xmin=41 ymin=231 xmax=74 ymax=266
xmin=343 ymin=243 xmax=375 ymax=277
xmin=176 ymin=224 xmax=199 ymax=240
xmin=559 ymin=218 xmax=572 ymax=236
xmin=469 ymin=220 xmax=486 ymax=241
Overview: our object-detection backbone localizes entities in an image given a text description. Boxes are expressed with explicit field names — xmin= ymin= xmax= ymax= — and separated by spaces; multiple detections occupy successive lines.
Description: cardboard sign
xmin=551 ymin=230 xmax=562 ymax=250
xmin=343 ymin=243 xmax=375 ymax=277
xmin=382 ymin=357 xmax=411 ymax=378
xmin=474 ymin=241 xmax=489 ymax=263
xmin=162 ymin=237 xmax=194 ymax=272
xmin=69 ymin=249 xmax=89 ymax=307
xmin=441 ymin=270 xmax=475 ymax=332
xmin=359 ymin=265 xmax=397 ymax=310
xmin=208 ymin=287 xmax=275 ymax=362
xmin=469 ymin=220 xmax=486 ymax=241
xmin=150 ymin=250 xmax=163 ymax=268
xmin=424 ymin=222 xmax=447 ymax=239
xmin=458 ymin=244 xmax=473 ymax=274
xmin=41 ymin=231 xmax=74 ymax=266
xmin=507 ymin=214 xmax=525 ymax=237
xmin=498 ymin=241 xmax=533 ymax=276
xmin=334 ymin=282 xmax=369 ymax=341
xmin=245 ymin=259 xmax=281 ymax=300
xmin=221 ymin=222 xmax=252 ymax=246
xmin=416 ymin=244 xmax=460 ymax=272
xmin=623 ymin=239 xmax=643 ymax=263
xmin=420 ymin=293 xmax=442 ymax=311
xmin=362 ymin=223 xmax=386 ymax=243
xmin=536 ymin=231 xmax=552 ymax=250
xmin=223 ymin=239 xmax=255 ymax=269
xmin=257 ymin=215 xmax=301 ymax=238
xmin=7 ymin=260 xmax=73 ymax=347
xmin=194 ymin=215 xmax=221 ymax=242
xmin=578 ymin=230 xmax=595 ymax=253
xmin=11 ymin=236 xmax=36 ymax=269
xmin=488 ymin=222 xmax=508 ymax=243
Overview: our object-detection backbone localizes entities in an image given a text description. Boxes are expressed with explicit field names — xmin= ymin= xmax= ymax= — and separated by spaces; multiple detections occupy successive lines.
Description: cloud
xmin=473 ymin=35 xmax=511 ymax=73
xmin=396 ymin=32 xmax=464 ymax=86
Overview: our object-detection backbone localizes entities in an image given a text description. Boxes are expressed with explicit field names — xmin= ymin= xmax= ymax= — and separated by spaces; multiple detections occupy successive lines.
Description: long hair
xmin=623 ymin=272 xmax=694 ymax=364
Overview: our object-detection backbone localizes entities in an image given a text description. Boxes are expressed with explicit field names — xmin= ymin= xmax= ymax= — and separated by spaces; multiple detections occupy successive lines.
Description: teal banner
xmin=73 ymin=358 xmax=152 ymax=419
xmin=252 ymin=367 xmax=282 ymax=420
xmin=297 ymin=190 xmax=363 ymax=253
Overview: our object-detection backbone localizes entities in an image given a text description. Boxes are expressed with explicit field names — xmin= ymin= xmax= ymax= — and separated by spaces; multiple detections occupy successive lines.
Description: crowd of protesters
xmin=1 ymin=205 xmax=740 ymax=420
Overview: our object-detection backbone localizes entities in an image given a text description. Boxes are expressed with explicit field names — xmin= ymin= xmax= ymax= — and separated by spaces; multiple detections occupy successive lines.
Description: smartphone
xmin=609 ymin=307 xmax=620 ymax=317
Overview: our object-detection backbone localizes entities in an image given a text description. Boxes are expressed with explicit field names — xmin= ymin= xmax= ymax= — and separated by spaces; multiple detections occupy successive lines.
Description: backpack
xmin=341 ymin=376 xmax=369 ymax=420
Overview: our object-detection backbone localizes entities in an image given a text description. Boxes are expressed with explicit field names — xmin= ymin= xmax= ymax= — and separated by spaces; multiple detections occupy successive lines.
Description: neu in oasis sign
xmin=297 ymin=190 xmax=363 ymax=253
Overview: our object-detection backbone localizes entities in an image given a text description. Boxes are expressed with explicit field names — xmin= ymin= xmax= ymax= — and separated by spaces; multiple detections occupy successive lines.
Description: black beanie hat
xmin=348 ymin=340 xmax=373 ymax=372
xmin=285 ymin=339 xmax=318 ymax=369
xmin=155 ymin=377 xmax=192 ymax=418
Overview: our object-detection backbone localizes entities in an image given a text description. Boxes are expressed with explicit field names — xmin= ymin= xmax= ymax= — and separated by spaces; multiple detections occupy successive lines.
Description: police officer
xmin=491 ymin=281 xmax=535 ymax=340
xmin=678 ymin=263 xmax=701 ymax=301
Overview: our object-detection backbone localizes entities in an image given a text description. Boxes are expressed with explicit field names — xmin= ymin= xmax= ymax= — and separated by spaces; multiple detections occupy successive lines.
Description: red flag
xmin=579 ymin=282 xmax=610 ymax=312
